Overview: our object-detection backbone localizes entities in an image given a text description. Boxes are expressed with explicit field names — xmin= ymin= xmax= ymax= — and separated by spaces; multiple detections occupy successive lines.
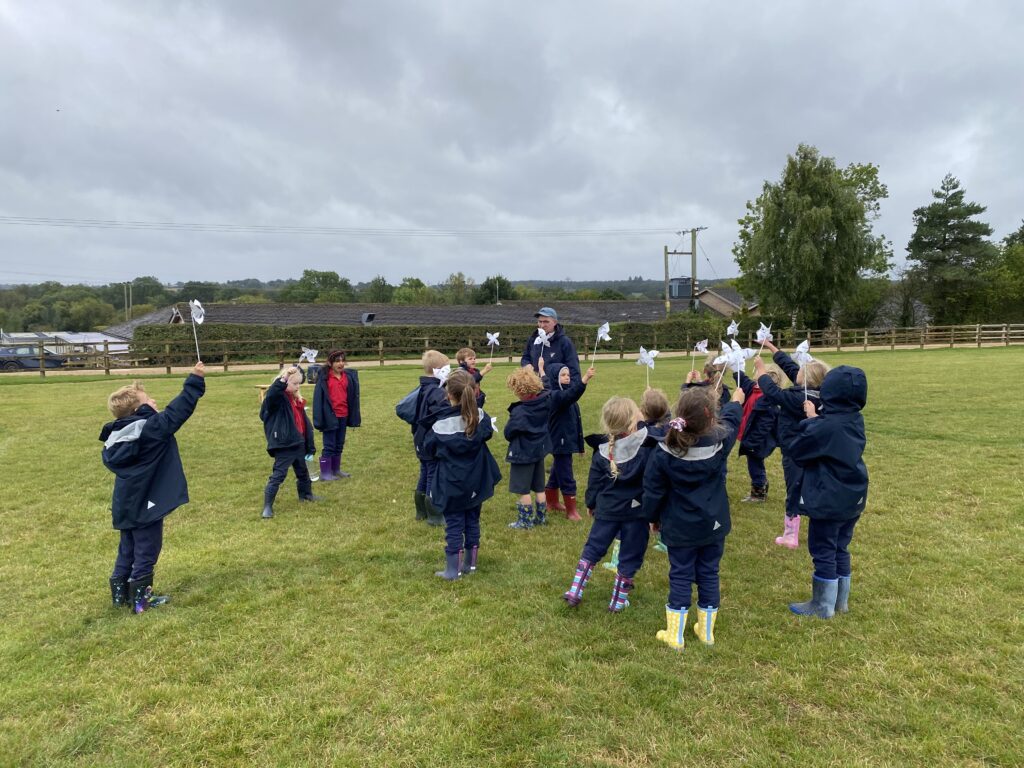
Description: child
xmin=504 ymin=367 xmax=553 ymax=529
xmin=411 ymin=350 xmax=451 ymax=526
xmin=456 ymin=347 xmax=493 ymax=401
xmin=753 ymin=341 xmax=829 ymax=548
xmin=540 ymin=359 xmax=596 ymax=521
xmin=420 ymin=369 xmax=502 ymax=580
xmin=100 ymin=362 xmax=206 ymax=613
xmin=733 ymin=367 xmax=782 ymax=503
xmin=786 ymin=366 xmax=868 ymax=618
xmin=643 ymin=384 xmax=745 ymax=650
xmin=312 ymin=349 xmax=361 ymax=481
xmin=563 ymin=397 xmax=652 ymax=612
xmin=684 ymin=359 xmax=731 ymax=409
xmin=260 ymin=366 xmax=320 ymax=519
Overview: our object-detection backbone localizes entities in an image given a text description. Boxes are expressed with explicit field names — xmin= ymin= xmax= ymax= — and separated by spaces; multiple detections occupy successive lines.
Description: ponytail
xmin=667 ymin=387 xmax=719 ymax=456
xmin=447 ymin=369 xmax=479 ymax=437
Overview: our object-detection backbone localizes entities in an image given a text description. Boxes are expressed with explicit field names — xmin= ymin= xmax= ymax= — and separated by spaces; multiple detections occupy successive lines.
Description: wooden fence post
xmin=863 ymin=329 xmax=868 ymax=351
xmin=103 ymin=340 xmax=111 ymax=375
xmin=836 ymin=328 xmax=842 ymax=352
xmin=949 ymin=326 xmax=955 ymax=348
xmin=976 ymin=324 xmax=982 ymax=348
xmin=1004 ymin=324 xmax=1009 ymax=346
xmin=164 ymin=344 xmax=172 ymax=374
xmin=890 ymin=328 xmax=896 ymax=351
xmin=378 ymin=338 xmax=384 ymax=367
xmin=920 ymin=326 xmax=926 ymax=349
xmin=37 ymin=340 xmax=46 ymax=378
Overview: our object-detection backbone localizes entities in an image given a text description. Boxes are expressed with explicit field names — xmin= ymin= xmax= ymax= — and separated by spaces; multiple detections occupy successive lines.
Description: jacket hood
xmin=820 ymin=366 xmax=867 ymax=413
xmin=546 ymin=363 xmax=568 ymax=390
xmin=100 ymin=410 xmax=151 ymax=467
xmin=431 ymin=405 xmax=492 ymax=454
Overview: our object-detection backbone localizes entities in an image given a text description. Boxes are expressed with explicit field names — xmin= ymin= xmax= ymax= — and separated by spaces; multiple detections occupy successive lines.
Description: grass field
xmin=1 ymin=348 xmax=1022 ymax=767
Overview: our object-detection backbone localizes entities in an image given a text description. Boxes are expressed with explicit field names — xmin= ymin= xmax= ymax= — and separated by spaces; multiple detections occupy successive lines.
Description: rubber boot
xmin=774 ymin=514 xmax=800 ymax=549
xmin=262 ymin=486 xmax=277 ymax=519
xmin=545 ymin=487 xmax=565 ymax=512
xmin=836 ymin=575 xmax=851 ymax=614
xmin=414 ymin=491 xmax=428 ymax=521
xmin=299 ymin=491 xmax=323 ymax=502
xmin=333 ymin=454 xmax=351 ymax=479
xmin=562 ymin=559 xmax=594 ymax=606
xmin=608 ymin=573 xmax=633 ymax=612
xmin=653 ymin=533 xmax=668 ymax=553
xmin=656 ymin=605 xmax=687 ymax=651
xmin=741 ymin=484 xmax=768 ymax=503
xmin=463 ymin=545 xmax=479 ymax=575
xmin=110 ymin=576 xmax=129 ymax=608
xmin=602 ymin=538 xmax=621 ymax=571
xmin=435 ymin=549 xmax=463 ymax=580
xmin=508 ymin=503 xmax=534 ymax=530
xmin=692 ymin=605 xmax=718 ymax=646
xmin=564 ymin=494 xmax=582 ymax=522
xmin=789 ymin=576 xmax=839 ymax=619
xmin=533 ymin=500 xmax=548 ymax=526
xmin=425 ymin=496 xmax=445 ymax=527
xmin=129 ymin=575 xmax=169 ymax=614
xmin=319 ymin=456 xmax=336 ymax=482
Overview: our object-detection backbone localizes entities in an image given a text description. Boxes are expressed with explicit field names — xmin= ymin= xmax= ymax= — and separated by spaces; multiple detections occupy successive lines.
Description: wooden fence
xmin=13 ymin=323 xmax=1024 ymax=376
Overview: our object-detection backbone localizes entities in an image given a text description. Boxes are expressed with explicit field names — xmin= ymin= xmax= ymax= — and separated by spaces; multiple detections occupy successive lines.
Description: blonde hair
xmin=422 ymin=349 xmax=450 ymax=373
xmin=702 ymin=356 xmax=723 ymax=380
xmin=803 ymin=360 xmax=831 ymax=390
xmin=600 ymin=396 xmax=639 ymax=478
xmin=455 ymin=347 xmax=476 ymax=364
xmin=107 ymin=381 xmax=146 ymax=418
xmin=506 ymin=367 xmax=544 ymax=399
xmin=640 ymin=388 xmax=670 ymax=424
xmin=761 ymin=364 xmax=784 ymax=388
xmin=446 ymin=369 xmax=480 ymax=438
xmin=665 ymin=386 xmax=720 ymax=456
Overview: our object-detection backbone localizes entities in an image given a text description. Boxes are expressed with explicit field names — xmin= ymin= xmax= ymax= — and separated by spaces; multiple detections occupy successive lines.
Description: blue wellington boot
xmin=435 ymin=550 xmax=463 ymax=581
xmin=789 ymin=576 xmax=838 ymax=619
xmin=836 ymin=576 xmax=851 ymax=614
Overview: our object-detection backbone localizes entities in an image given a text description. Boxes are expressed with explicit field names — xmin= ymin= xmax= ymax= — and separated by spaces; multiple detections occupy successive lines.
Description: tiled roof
xmin=105 ymin=300 xmax=682 ymax=339
xmin=697 ymin=286 xmax=758 ymax=309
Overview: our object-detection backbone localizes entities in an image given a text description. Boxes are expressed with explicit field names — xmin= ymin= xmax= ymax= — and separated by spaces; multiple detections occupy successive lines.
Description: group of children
xmin=99 ymin=340 xmax=867 ymax=652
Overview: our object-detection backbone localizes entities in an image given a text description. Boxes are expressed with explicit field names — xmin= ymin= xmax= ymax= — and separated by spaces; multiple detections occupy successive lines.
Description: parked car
xmin=0 ymin=346 xmax=68 ymax=371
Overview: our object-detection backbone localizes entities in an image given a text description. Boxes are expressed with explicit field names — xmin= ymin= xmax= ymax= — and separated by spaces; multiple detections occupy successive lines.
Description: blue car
xmin=0 ymin=346 xmax=68 ymax=371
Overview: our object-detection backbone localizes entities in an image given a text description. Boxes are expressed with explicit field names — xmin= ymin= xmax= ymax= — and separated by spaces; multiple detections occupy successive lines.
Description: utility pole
xmin=663 ymin=228 xmax=707 ymax=317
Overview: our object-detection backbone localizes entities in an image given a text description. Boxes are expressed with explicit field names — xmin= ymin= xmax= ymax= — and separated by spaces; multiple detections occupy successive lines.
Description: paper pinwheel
xmin=637 ymin=346 xmax=660 ymax=369
xmin=597 ymin=322 xmax=612 ymax=342
xmin=792 ymin=339 xmax=813 ymax=365
xmin=694 ymin=339 xmax=709 ymax=353
xmin=726 ymin=320 xmax=739 ymax=337
xmin=299 ymin=346 xmax=319 ymax=363
xmin=187 ymin=299 xmax=205 ymax=361
xmin=756 ymin=323 xmax=773 ymax=344
xmin=486 ymin=331 xmax=500 ymax=347
xmin=533 ymin=329 xmax=551 ymax=348
xmin=433 ymin=365 xmax=451 ymax=385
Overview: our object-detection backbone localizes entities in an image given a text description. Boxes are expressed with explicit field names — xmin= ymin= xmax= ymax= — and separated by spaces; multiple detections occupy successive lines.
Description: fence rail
xmin=11 ymin=323 xmax=1024 ymax=376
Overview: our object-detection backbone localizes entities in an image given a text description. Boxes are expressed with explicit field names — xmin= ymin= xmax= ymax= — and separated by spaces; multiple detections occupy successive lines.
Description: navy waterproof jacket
xmin=543 ymin=363 xmax=587 ymax=455
xmin=684 ymin=380 xmax=731 ymax=409
xmin=789 ymin=365 xmax=869 ymax=521
xmin=504 ymin=394 xmax=555 ymax=464
xmin=412 ymin=375 xmax=450 ymax=454
xmin=734 ymin=371 xmax=779 ymax=459
xmin=642 ymin=402 xmax=742 ymax=548
xmin=312 ymin=369 xmax=362 ymax=431
xmin=520 ymin=324 xmax=581 ymax=382
xmin=757 ymin=350 xmax=822 ymax=450
xmin=100 ymin=373 xmax=205 ymax=530
xmin=584 ymin=427 xmax=653 ymax=521
xmin=260 ymin=377 xmax=315 ymax=457
xmin=421 ymin=404 xmax=502 ymax=515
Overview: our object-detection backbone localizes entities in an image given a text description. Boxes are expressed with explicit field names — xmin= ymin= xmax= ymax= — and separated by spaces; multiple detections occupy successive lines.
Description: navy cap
xmin=535 ymin=307 xmax=558 ymax=321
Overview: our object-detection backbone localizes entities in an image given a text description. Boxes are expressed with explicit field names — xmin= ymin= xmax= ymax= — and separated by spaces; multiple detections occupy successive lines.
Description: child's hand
xmin=587 ymin=507 xmax=595 ymax=517
xmin=583 ymin=366 xmax=596 ymax=383
xmin=650 ymin=522 xmax=660 ymax=533
xmin=752 ymin=356 xmax=766 ymax=374
xmin=192 ymin=362 xmax=206 ymax=377
xmin=762 ymin=340 xmax=778 ymax=354
xmin=803 ymin=400 xmax=818 ymax=419
xmin=481 ymin=363 xmax=493 ymax=376
xmin=685 ymin=370 xmax=700 ymax=384
xmin=537 ymin=356 xmax=545 ymax=375
xmin=731 ymin=387 xmax=746 ymax=404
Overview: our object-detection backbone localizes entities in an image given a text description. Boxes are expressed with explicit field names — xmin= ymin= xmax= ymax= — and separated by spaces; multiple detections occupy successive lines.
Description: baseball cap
xmin=535 ymin=307 xmax=558 ymax=321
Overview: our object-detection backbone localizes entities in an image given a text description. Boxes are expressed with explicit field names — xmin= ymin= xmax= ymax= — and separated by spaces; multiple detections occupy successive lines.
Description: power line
xmin=697 ymin=239 xmax=721 ymax=281
xmin=0 ymin=215 xmax=679 ymax=238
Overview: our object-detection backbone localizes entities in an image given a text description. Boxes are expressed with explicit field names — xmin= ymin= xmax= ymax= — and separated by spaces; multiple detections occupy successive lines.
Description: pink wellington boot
xmin=774 ymin=515 xmax=800 ymax=549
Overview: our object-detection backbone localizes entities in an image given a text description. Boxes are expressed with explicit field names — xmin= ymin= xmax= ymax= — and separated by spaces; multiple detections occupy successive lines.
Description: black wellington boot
xmin=128 ymin=575 xmax=170 ymax=614
xmin=110 ymin=576 xmax=129 ymax=608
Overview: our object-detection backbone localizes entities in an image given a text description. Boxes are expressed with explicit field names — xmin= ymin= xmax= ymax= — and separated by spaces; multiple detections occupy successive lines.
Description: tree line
xmin=733 ymin=143 xmax=1024 ymax=328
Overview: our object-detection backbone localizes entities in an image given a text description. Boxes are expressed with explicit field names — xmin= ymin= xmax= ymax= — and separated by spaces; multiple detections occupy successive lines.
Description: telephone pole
xmin=663 ymin=227 xmax=707 ymax=317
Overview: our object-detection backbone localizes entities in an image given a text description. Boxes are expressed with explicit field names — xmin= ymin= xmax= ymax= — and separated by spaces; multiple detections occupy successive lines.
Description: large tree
xmin=905 ymin=174 xmax=997 ymax=324
xmin=733 ymin=144 xmax=889 ymax=328
xmin=473 ymin=275 xmax=517 ymax=305
xmin=278 ymin=270 xmax=355 ymax=303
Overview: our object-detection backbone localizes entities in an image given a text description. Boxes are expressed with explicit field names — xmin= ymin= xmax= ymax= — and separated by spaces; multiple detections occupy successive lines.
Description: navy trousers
xmin=443 ymin=505 xmax=482 ymax=554
xmin=580 ymin=518 xmax=650 ymax=578
xmin=112 ymin=518 xmax=164 ymax=581
xmin=545 ymin=453 xmax=577 ymax=495
xmin=321 ymin=419 xmax=348 ymax=458
xmin=666 ymin=540 xmax=725 ymax=610
xmin=806 ymin=516 xmax=860 ymax=580
xmin=266 ymin=448 xmax=312 ymax=498
xmin=746 ymin=454 xmax=767 ymax=486
xmin=416 ymin=458 xmax=438 ymax=495
xmin=780 ymin=453 xmax=804 ymax=517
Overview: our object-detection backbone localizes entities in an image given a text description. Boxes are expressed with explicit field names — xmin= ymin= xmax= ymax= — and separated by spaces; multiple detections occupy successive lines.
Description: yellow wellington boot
xmin=656 ymin=605 xmax=688 ymax=651
xmin=692 ymin=605 xmax=718 ymax=646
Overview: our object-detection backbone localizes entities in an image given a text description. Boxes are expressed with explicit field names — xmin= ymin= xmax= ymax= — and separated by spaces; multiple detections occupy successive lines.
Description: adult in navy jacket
xmin=260 ymin=366 xmax=319 ymax=519
xmin=312 ymin=350 xmax=361 ymax=481
xmin=100 ymin=362 xmax=206 ymax=613
xmin=540 ymin=360 xmax=594 ymax=520
xmin=787 ymin=365 xmax=868 ymax=620
xmin=519 ymin=306 xmax=581 ymax=383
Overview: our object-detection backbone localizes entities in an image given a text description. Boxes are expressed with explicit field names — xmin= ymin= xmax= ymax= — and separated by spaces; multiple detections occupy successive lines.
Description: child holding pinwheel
xmin=539 ymin=357 xmax=595 ymax=521
xmin=260 ymin=366 xmax=320 ymax=519
xmin=312 ymin=350 xmax=361 ymax=481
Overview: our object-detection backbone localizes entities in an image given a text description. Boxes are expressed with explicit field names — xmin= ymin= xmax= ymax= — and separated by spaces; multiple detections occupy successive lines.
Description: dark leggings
xmin=112 ymin=518 xmax=164 ymax=581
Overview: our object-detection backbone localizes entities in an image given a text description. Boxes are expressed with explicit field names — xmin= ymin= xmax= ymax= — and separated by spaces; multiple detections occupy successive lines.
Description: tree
xmin=906 ymin=174 xmax=997 ymax=324
xmin=473 ymin=275 xmax=517 ymax=305
xmin=832 ymin=276 xmax=891 ymax=328
xmin=360 ymin=275 xmax=394 ymax=303
xmin=66 ymin=297 xmax=117 ymax=331
xmin=178 ymin=281 xmax=220 ymax=303
xmin=278 ymin=270 xmax=355 ymax=303
xmin=438 ymin=272 xmax=475 ymax=305
xmin=1003 ymin=220 xmax=1024 ymax=250
xmin=733 ymin=144 xmax=889 ymax=328
xmin=392 ymin=277 xmax=439 ymax=305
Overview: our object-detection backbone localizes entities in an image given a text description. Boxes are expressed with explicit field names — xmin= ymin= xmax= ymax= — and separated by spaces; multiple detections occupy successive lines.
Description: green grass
xmin=1 ymin=349 xmax=1022 ymax=767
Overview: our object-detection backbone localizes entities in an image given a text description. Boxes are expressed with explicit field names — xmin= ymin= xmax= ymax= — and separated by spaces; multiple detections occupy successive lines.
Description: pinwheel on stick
xmin=188 ymin=300 xmax=205 ymax=362
xmin=637 ymin=346 xmax=659 ymax=388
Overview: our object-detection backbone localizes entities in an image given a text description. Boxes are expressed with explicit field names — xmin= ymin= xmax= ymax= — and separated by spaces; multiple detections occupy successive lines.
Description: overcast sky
xmin=1 ymin=1 xmax=1021 ymax=287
